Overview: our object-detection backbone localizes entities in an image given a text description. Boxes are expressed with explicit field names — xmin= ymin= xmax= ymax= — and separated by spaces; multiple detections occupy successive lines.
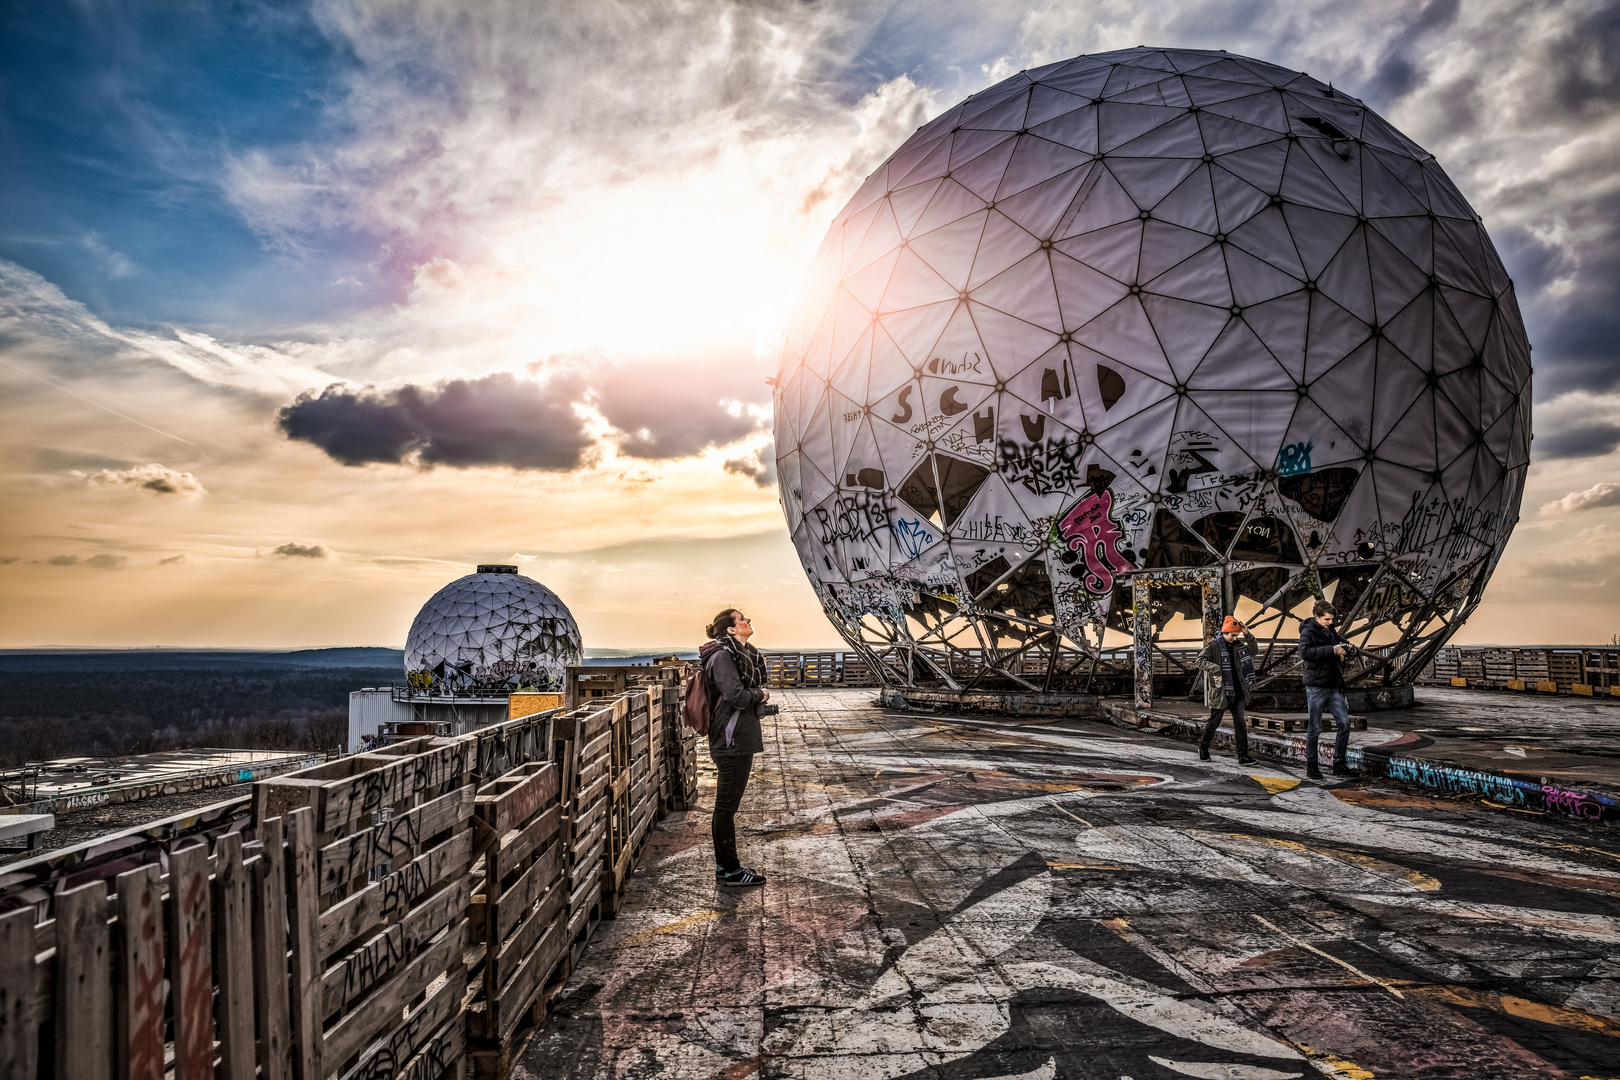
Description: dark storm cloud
xmin=1534 ymin=423 xmax=1620 ymax=461
xmin=278 ymin=371 xmax=594 ymax=470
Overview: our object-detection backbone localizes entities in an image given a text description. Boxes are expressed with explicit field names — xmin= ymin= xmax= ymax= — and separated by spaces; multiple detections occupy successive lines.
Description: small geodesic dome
xmin=404 ymin=565 xmax=583 ymax=691
xmin=773 ymin=47 xmax=1531 ymax=693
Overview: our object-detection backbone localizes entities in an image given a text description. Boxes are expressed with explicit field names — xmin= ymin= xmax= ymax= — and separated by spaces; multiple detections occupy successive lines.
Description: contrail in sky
xmin=0 ymin=355 xmax=199 ymax=447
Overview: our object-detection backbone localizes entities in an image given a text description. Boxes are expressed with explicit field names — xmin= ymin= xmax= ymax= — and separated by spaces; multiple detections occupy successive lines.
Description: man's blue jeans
xmin=1305 ymin=686 xmax=1351 ymax=767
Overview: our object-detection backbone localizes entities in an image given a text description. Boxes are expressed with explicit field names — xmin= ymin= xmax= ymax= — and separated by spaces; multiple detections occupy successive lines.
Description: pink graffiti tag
xmin=1057 ymin=489 xmax=1136 ymax=595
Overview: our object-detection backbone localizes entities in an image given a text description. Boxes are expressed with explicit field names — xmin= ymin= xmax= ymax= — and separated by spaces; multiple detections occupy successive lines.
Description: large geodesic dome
xmin=404 ymin=565 xmax=583 ymax=691
xmin=773 ymin=47 xmax=1531 ymax=695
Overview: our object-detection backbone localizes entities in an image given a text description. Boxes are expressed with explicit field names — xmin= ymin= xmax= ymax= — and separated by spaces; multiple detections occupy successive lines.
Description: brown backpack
xmin=681 ymin=655 xmax=712 ymax=735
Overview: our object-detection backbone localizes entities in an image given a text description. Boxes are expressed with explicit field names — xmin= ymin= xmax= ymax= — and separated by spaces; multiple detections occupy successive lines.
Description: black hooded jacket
xmin=699 ymin=639 xmax=766 ymax=756
xmin=1297 ymin=617 xmax=1355 ymax=689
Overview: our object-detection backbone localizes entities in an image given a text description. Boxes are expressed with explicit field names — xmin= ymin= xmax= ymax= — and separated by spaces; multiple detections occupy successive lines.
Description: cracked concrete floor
xmin=517 ymin=689 xmax=1620 ymax=1080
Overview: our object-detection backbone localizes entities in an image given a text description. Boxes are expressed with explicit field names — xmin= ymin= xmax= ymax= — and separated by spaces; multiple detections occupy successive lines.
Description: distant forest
xmin=0 ymin=650 xmax=400 ymax=766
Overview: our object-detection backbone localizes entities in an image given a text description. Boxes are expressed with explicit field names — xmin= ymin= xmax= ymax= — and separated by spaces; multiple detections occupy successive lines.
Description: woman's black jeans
xmin=711 ymin=751 xmax=754 ymax=873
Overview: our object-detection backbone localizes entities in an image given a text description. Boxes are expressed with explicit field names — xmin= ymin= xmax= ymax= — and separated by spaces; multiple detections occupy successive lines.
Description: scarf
xmin=1219 ymin=636 xmax=1256 ymax=701
xmin=719 ymin=634 xmax=768 ymax=690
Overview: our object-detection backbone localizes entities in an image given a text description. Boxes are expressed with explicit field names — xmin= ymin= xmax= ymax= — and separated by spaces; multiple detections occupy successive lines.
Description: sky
xmin=2 ymin=0 xmax=1620 ymax=650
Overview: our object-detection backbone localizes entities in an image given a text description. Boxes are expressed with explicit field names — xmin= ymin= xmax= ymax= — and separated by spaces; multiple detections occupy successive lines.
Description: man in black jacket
xmin=1298 ymin=600 xmax=1359 ymax=781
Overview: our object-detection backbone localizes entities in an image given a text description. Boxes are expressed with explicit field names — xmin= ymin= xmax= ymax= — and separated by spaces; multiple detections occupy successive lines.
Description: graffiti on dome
xmin=1277 ymin=440 xmax=1313 ymax=476
xmin=892 ymin=518 xmax=936 ymax=560
xmin=999 ymin=435 xmax=1087 ymax=496
xmin=1055 ymin=489 xmax=1137 ymax=596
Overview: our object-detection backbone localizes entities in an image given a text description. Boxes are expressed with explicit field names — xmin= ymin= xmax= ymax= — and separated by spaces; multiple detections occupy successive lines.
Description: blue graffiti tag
xmin=1277 ymin=440 xmax=1313 ymax=476
xmin=893 ymin=518 xmax=935 ymax=560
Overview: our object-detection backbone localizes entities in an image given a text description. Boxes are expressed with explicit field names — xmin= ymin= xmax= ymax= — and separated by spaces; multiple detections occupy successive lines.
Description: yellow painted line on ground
xmin=1414 ymin=985 xmax=1620 ymax=1037
xmin=1303 ymin=1050 xmax=1376 ymax=1079
xmin=1251 ymin=774 xmax=1302 ymax=795
xmin=1250 ymin=914 xmax=1405 ymax=998
xmin=617 ymin=909 xmax=724 ymax=949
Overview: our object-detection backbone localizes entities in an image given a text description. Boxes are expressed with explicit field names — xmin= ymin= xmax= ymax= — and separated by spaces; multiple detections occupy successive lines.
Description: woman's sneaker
xmin=721 ymin=867 xmax=767 ymax=887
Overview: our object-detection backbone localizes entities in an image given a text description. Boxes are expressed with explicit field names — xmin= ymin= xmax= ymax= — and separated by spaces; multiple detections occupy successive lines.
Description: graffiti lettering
xmin=1055 ymin=489 xmax=1137 ymax=596
xmin=812 ymin=491 xmax=895 ymax=545
xmin=927 ymin=353 xmax=984 ymax=376
xmin=891 ymin=386 xmax=914 ymax=424
xmin=1277 ymin=440 xmax=1313 ymax=475
xmin=957 ymin=514 xmax=1037 ymax=549
xmin=893 ymin=518 xmax=935 ymax=560
xmin=940 ymin=386 xmax=968 ymax=415
xmin=999 ymin=437 xmax=1086 ymax=496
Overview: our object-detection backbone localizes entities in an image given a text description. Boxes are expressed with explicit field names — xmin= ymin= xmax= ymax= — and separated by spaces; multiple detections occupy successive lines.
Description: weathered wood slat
xmin=390 ymin=1018 xmax=464 ymax=1080
xmin=56 ymin=879 xmax=112 ymax=1080
xmin=286 ymin=807 xmax=325 ymax=1080
xmin=213 ymin=833 xmax=256 ymax=1080
xmin=492 ymin=840 xmax=563 ymax=945
xmin=318 ymin=830 xmax=473 ymax=959
xmin=167 ymin=841 xmax=214 ymax=1080
xmin=335 ymin=965 xmax=469 ymax=1080
xmin=114 ymin=863 xmax=164 ymax=1080
xmin=493 ymin=913 xmax=568 ymax=1041
xmin=492 ymin=804 xmax=560 ymax=875
xmin=476 ymin=762 xmax=559 ymax=837
xmin=323 ymin=919 xmax=463 ymax=1068
xmin=319 ymin=742 xmax=472 ymax=834
xmin=321 ymin=877 xmax=468 ymax=1017
xmin=251 ymin=819 xmax=293 ymax=1080
xmin=318 ymin=786 xmax=472 ymax=896
xmin=491 ymin=874 xmax=566 ymax=988
xmin=0 ymin=907 xmax=37 ymax=1080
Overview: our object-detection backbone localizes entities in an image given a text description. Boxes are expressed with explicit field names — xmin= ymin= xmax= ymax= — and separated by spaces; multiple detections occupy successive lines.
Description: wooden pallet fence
xmin=553 ymin=706 xmax=610 ymax=967
xmin=0 ymin=821 xmax=291 ymax=1080
xmin=660 ymin=684 xmax=700 ymax=812
xmin=599 ymin=695 xmax=636 ymax=918
xmin=465 ymin=760 xmax=567 ymax=1079
xmin=255 ymin=735 xmax=476 ymax=1080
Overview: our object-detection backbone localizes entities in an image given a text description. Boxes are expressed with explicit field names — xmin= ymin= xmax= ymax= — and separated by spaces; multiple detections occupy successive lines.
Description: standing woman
xmin=698 ymin=608 xmax=771 ymax=886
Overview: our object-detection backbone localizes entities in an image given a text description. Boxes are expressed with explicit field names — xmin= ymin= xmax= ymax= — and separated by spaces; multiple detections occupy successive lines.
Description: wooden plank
xmin=114 ymin=863 xmax=164 ymax=1080
xmin=495 ymin=914 xmax=568 ymax=1041
xmin=321 ymin=877 xmax=468 ymax=1016
xmin=318 ymin=830 xmax=473 ymax=959
xmin=0 ymin=907 xmax=37 ymax=1080
xmin=391 ymin=1019 xmax=464 ymax=1080
xmin=477 ymin=762 xmax=559 ymax=837
xmin=251 ymin=818 xmax=293 ymax=1080
xmin=166 ymin=841 xmax=213 ymax=1080
xmin=493 ymin=840 xmax=563 ymax=944
xmin=324 ymin=922 xmax=465 ymax=1071
xmin=338 ymin=969 xmax=465 ymax=1080
xmin=213 ymin=833 xmax=256 ymax=1080
xmin=55 ymin=880 xmax=112 ymax=1080
xmin=319 ymin=741 xmax=473 ymax=834
xmin=492 ymin=804 xmax=561 ymax=876
xmin=285 ymin=807 xmax=325 ymax=1080
xmin=318 ymin=786 xmax=472 ymax=896
xmin=491 ymin=874 xmax=566 ymax=987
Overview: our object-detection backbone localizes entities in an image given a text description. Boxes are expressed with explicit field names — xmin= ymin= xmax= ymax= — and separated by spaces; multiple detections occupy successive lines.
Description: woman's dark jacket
xmin=699 ymin=640 xmax=766 ymax=756
xmin=1297 ymin=618 xmax=1354 ymax=688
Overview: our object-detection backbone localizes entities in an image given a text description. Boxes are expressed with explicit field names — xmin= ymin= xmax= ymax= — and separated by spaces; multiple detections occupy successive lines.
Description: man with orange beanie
xmin=1194 ymin=616 xmax=1258 ymax=764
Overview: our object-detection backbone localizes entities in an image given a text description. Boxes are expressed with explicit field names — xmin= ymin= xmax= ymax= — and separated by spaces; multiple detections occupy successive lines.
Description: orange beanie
xmin=1222 ymin=616 xmax=1243 ymax=633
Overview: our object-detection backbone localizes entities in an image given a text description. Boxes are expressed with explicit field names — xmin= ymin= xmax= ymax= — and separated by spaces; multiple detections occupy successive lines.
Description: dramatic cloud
xmin=596 ymin=365 xmax=767 ymax=461
xmin=1531 ymin=390 xmax=1620 ymax=459
xmin=159 ymin=554 xmax=186 ymax=565
xmin=724 ymin=442 xmax=779 ymax=489
xmin=79 ymin=463 xmax=205 ymax=495
xmin=271 ymin=542 xmax=327 ymax=559
xmin=47 ymin=554 xmax=128 ymax=570
xmin=278 ymin=372 xmax=594 ymax=470
xmin=1542 ymin=482 xmax=1620 ymax=515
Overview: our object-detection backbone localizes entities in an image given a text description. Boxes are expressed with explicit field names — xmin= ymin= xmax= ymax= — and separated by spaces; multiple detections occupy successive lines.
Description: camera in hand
xmin=758 ymin=703 xmax=780 ymax=717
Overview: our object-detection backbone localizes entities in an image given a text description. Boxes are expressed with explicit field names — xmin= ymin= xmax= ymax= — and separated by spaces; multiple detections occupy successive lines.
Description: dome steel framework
xmin=772 ymin=47 xmax=1531 ymax=697
xmin=404 ymin=565 xmax=583 ymax=691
